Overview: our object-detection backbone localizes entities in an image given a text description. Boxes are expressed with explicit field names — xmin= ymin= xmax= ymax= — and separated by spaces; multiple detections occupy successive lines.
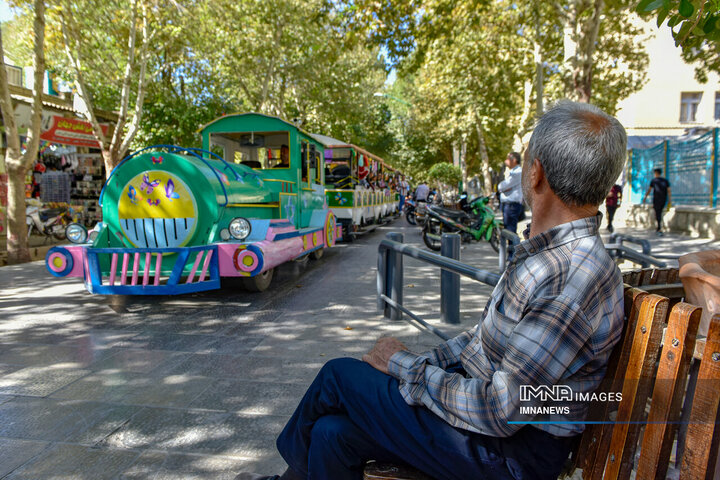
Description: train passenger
xmin=236 ymin=100 xmax=627 ymax=480
xmin=273 ymin=145 xmax=290 ymax=168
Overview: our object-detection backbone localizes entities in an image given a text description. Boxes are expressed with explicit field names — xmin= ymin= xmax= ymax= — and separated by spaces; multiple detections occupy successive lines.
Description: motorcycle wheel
xmin=422 ymin=219 xmax=442 ymax=251
xmin=489 ymin=228 xmax=500 ymax=253
xmin=406 ymin=210 xmax=417 ymax=226
xmin=51 ymin=224 xmax=67 ymax=240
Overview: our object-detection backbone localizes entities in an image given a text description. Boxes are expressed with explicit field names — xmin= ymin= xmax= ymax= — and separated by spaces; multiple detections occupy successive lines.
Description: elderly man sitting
xmin=238 ymin=100 xmax=627 ymax=480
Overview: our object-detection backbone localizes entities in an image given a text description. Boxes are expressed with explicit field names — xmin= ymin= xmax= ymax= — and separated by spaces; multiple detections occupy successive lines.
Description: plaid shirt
xmin=388 ymin=213 xmax=623 ymax=437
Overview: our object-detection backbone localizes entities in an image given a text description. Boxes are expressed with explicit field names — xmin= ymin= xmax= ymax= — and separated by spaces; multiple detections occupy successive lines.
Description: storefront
xmin=1 ymin=93 xmax=114 ymax=233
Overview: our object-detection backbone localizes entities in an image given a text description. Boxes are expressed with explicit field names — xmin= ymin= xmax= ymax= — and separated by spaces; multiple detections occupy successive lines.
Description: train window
xmin=209 ymin=131 xmax=290 ymax=169
xmin=301 ymin=141 xmax=309 ymax=181
xmin=314 ymin=148 xmax=322 ymax=184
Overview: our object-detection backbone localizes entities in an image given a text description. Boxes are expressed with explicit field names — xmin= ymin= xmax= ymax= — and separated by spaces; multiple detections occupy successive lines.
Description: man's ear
xmin=531 ymin=158 xmax=544 ymax=189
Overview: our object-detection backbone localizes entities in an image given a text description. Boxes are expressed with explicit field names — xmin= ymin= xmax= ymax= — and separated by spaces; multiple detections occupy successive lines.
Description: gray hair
xmin=527 ymin=100 xmax=627 ymax=206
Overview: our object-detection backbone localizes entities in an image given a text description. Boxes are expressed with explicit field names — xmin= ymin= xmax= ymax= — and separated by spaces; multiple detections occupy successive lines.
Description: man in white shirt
xmin=498 ymin=152 xmax=524 ymax=233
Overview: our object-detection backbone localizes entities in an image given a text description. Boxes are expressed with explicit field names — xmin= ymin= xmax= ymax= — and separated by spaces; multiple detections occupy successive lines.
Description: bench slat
xmin=603 ymin=294 xmax=668 ymax=480
xmin=680 ymin=314 xmax=720 ymax=480
xmin=637 ymin=303 xmax=701 ymax=479
xmin=578 ymin=288 xmax=646 ymax=479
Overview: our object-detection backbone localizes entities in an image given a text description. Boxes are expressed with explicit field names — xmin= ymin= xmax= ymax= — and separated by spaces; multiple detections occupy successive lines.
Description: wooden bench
xmin=364 ymin=271 xmax=720 ymax=479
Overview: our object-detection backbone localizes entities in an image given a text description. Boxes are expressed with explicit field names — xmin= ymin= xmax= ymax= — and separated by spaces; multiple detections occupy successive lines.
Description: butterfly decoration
xmin=140 ymin=174 xmax=160 ymax=194
xmin=151 ymin=156 xmax=163 ymax=164
xmin=147 ymin=198 xmax=161 ymax=206
xmin=165 ymin=178 xmax=180 ymax=201
xmin=128 ymin=186 xmax=139 ymax=205
xmin=334 ymin=192 xmax=347 ymax=205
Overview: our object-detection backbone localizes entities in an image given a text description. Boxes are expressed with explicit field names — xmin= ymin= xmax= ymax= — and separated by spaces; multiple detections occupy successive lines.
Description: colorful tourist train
xmin=312 ymin=134 xmax=401 ymax=239
xmin=45 ymin=113 xmax=402 ymax=294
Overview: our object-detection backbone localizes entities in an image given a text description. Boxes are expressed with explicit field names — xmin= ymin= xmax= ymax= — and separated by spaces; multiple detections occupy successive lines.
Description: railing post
xmin=385 ymin=232 xmax=404 ymax=320
xmin=377 ymin=241 xmax=387 ymax=314
xmin=440 ymin=233 xmax=460 ymax=324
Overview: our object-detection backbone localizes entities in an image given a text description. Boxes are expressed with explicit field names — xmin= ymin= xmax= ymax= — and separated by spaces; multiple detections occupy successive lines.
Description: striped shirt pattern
xmin=388 ymin=213 xmax=624 ymax=437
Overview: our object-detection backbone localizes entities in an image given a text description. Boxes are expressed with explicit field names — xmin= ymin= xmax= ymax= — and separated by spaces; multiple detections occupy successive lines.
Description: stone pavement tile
xmin=50 ymin=371 xmax=157 ymax=403
xmin=250 ymin=337 xmax=376 ymax=360
xmin=0 ymin=365 xmax=91 ymax=396
xmin=5 ymin=443 xmax=140 ymax=480
xmin=150 ymin=452 xmax=266 ymax=480
xmin=99 ymin=407 xmax=231 ymax=452
xmin=0 ymin=343 xmax=114 ymax=368
xmin=100 ymin=407 xmax=288 ymax=459
xmin=0 ymin=398 xmax=135 ymax=442
xmin=162 ymin=354 xmax=322 ymax=385
xmin=113 ymin=332 xmax=220 ymax=353
xmin=89 ymin=348 xmax=190 ymax=374
xmin=183 ymin=413 xmax=288 ymax=459
xmin=51 ymin=371 xmax=213 ymax=409
xmin=117 ymin=451 xmax=167 ymax=479
xmin=120 ymin=374 xmax=215 ymax=409
xmin=0 ymin=363 xmax=23 ymax=376
xmin=188 ymin=379 xmax=308 ymax=415
xmin=202 ymin=336 xmax=267 ymax=355
xmin=136 ymin=316 xmax=232 ymax=336
xmin=0 ymin=437 xmax=50 ymax=477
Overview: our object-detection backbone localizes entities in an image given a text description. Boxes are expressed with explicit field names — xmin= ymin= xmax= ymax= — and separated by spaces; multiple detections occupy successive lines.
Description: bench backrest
xmin=573 ymin=277 xmax=720 ymax=479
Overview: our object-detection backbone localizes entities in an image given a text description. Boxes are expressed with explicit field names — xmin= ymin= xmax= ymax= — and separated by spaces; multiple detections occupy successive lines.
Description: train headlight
xmin=228 ymin=217 xmax=251 ymax=240
xmin=66 ymin=223 xmax=88 ymax=244
xmin=219 ymin=228 xmax=231 ymax=241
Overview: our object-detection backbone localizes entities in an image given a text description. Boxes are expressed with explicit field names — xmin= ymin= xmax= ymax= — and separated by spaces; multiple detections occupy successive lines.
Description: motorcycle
xmin=422 ymin=196 xmax=501 ymax=252
xmin=404 ymin=198 xmax=417 ymax=225
xmin=26 ymin=203 xmax=74 ymax=241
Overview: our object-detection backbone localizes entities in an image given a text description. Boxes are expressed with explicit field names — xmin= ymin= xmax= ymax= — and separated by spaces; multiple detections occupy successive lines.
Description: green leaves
xmin=637 ymin=0 xmax=670 ymax=12
xmin=679 ymin=0 xmax=694 ymax=17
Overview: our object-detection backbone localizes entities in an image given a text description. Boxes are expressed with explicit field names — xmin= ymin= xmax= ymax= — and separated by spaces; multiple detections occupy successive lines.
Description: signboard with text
xmin=39 ymin=115 xmax=109 ymax=148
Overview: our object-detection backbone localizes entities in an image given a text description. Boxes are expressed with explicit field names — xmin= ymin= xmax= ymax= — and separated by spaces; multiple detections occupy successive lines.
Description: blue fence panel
xmin=669 ymin=131 xmax=714 ymax=206
xmin=631 ymin=129 xmax=718 ymax=207
xmin=630 ymin=142 xmax=664 ymax=204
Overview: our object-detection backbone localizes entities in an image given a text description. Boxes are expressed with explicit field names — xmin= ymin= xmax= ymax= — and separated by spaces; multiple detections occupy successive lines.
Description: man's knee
xmin=311 ymin=414 xmax=355 ymax=447
xmin=320 ymin=357 xmax=362 ymax=377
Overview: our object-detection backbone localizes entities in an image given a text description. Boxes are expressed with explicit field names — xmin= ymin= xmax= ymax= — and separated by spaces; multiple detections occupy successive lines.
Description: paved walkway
xmin=0 ymin=217 xmax=718 ymax=478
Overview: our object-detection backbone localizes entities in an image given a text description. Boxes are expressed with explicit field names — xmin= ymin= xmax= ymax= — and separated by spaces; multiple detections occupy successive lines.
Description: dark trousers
xmin=502 ymin=202 xmax=524 ymax=234
xmin=606 ymin=206 xmax=617 ymax=229
xmin=653 ymin=201 xmax=666 ymax=231
xmin=276 ymin=357 xmax=575 ymax=480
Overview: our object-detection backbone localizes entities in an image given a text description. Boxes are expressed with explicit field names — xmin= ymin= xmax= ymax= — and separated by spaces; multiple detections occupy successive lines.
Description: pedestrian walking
xmin=642 ymin=168 xmax=671 ymax=235
xmin=498 ymin=151 xmax=524 ymax=234
xmin=605 ymin=184 xmax=622 ymax=233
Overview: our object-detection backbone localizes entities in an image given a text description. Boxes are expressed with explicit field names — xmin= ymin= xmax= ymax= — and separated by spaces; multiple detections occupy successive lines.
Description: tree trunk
xmin=0 ymin=0 xmax=44 ymax=264
xmin=101 ymin=149 xmax=118 ymax=179
xmin=476 ymin=123 xmax=492 ymax=194
xmin=534 ymin=36 xmax=544 ymax=116
xmin=514 ymin=80 xmax=533 ymax=150
xmin=562 ymin=0 xmax=603 ymax=103
xmin=6 ymin=162 xmax=30 ymax=264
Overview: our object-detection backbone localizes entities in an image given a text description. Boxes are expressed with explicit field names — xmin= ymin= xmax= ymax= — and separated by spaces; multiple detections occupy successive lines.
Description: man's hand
xmin=362 ymin=337 xmax=408 ymax=375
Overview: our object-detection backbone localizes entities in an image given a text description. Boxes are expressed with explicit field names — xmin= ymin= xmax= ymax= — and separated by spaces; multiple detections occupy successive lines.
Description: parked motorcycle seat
xmin=429 ymin=206 xmax=469 ymax=219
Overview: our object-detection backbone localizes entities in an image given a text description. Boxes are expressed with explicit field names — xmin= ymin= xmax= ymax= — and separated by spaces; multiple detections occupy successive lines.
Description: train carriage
xmin=311 ymin=134 xmax=400 ymax=239
xmin=46 ymin=113 xmax=341 ymax=294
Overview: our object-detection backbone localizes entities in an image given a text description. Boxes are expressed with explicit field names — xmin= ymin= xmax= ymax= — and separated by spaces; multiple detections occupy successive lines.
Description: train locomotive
xmin=46 ymin=113 xmax=341 ymax=294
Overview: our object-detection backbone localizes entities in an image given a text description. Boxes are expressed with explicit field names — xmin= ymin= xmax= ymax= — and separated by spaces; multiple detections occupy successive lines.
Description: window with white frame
xmin=4 ymin=65 xmax=21 ymax=86
xmin=680 ymin=92 xmax=702 ymax=123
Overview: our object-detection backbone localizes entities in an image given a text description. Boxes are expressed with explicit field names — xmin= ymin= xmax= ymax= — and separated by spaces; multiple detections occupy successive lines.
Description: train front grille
xmin=120 ymin=217 xmax=195 ymax=248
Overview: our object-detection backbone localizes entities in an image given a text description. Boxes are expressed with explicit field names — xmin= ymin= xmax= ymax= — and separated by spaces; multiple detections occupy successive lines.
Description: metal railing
xmin=377 ymin=232 xmax=500 ymax=340
xmin=605 ymin=233 xmax=672 ymax=268
xmin=377 ymin=228 xmax=676 ymax=340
